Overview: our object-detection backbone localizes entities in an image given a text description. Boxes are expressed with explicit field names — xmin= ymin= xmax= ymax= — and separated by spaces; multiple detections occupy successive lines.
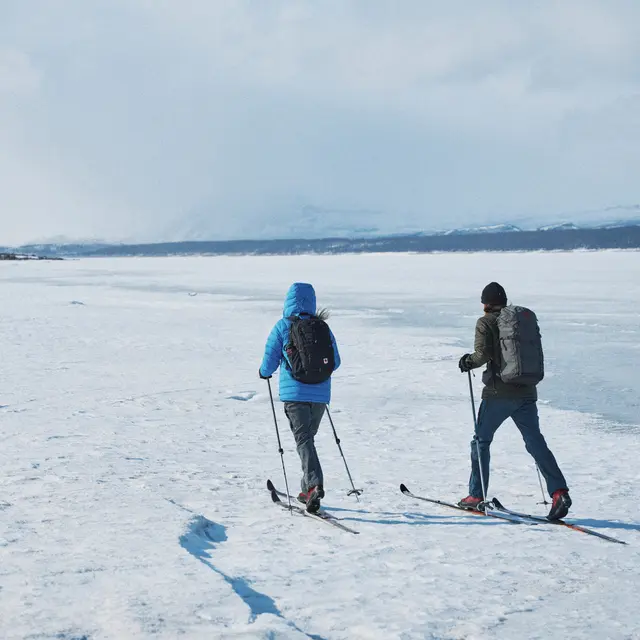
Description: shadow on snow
xmin=324 ymin=505 xmax=513 ymax=527
xmin=179 ymin=515 xmax=325 ymax=640
xmin=569 ymin=518 xmax=640 ymax=532
xmin=326 ymin=505 xmax=638 ymax=534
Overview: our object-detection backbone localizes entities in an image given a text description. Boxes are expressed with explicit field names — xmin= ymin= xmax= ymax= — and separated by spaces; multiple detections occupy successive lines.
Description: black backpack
xmin=285 ymin=315 xmax=335 ymax=384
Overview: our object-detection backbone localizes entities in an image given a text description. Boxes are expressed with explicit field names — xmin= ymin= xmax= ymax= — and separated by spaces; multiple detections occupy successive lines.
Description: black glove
xmin=259 ymin=369 xmax=272 ymax=380
xmin=458 ymin=354 xmax=473 ymax=373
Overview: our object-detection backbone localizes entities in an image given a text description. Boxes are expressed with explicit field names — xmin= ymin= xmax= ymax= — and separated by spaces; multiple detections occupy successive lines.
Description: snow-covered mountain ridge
xmin=3 ymin=205 xmax=640 ymax=251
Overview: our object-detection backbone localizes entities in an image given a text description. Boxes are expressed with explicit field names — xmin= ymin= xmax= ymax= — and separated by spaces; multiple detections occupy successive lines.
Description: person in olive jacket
xmin=458 ymin=282 xmax=571 ymax=521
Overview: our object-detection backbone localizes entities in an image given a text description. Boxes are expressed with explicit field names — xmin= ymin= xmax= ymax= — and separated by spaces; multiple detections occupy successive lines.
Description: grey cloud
xmin=1 ymin=1 xmax=640 ymax=245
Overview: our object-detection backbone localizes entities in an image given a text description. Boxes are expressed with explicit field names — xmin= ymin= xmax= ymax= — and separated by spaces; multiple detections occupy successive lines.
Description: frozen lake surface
xmin=1 ymin=252 xmax=639 ymax=639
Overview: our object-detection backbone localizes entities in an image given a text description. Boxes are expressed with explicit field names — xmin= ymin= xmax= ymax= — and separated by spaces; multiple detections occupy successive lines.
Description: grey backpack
xmin=496 ymin=306 xmax=544 ymax=385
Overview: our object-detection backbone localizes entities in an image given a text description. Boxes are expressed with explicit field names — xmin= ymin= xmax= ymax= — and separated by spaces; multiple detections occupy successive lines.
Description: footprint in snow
xmin=227 ymin=391 xmax=258 ymax=402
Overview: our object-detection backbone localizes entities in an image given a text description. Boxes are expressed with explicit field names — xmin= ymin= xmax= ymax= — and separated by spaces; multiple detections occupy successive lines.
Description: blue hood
xmin=283 ymin=283 xmax=316 ymax=318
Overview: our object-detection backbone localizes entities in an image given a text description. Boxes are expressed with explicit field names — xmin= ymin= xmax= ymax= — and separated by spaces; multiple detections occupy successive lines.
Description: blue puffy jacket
xmin=259 ymin=283 xmax=341 ymax=403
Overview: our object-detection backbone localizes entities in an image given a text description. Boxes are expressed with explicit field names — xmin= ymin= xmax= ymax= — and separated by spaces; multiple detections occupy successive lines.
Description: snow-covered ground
xmin=1 ymin=252 xmax=639 ymax=640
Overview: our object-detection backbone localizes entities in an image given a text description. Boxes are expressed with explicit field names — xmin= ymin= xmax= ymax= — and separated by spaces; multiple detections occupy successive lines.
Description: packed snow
xmin=1 ymin=252 xmax=639 ymax=640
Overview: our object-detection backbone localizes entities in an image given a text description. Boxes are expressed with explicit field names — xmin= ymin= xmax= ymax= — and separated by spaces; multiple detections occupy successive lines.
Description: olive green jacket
xmin=466 ymin=309 xmax=538 ymax=400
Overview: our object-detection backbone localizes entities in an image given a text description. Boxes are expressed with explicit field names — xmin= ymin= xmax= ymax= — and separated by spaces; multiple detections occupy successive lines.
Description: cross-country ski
xmin=400 ymin=484 xmax=627 ymax=544
xmin=269 ymin=482 xmax=360 ymax=534
xmin=400 ymin=483 xmax=539 ymax=525
xmin=490 ymin=498 xmax=628 ymax=545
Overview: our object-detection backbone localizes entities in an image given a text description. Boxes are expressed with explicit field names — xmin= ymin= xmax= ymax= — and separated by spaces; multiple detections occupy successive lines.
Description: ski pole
xmin=468 ymin=371 xmax=488 ymax=506
xmin=266 ymin=378 xmax=292 ymax=513
xmin=325 ymin=406 xmax=363 ymax=500
xmin=535 ymin=464 xmax=550 ymax=505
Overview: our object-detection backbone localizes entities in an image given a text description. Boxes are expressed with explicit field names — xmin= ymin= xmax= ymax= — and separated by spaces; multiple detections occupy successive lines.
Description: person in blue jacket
xmin=259 ymin=283 xmax=341 ymax=512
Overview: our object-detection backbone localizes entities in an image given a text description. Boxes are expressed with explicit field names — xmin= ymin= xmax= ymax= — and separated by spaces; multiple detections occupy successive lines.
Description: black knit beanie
xmin=481 ymin=282 xmax=507 ymax=306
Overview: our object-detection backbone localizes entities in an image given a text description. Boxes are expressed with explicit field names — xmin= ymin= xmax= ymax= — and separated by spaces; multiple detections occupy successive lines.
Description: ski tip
xmin=270 ymin=489 xmax=281 ymax=503
xmin=266 ymin=479 xmax=275 ymax=491
xmin=399 ymin=483 xmax=409 ymax=493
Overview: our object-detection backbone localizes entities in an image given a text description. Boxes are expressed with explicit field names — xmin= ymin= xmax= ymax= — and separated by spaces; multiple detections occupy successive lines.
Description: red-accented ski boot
xmin=458 ymin=495 xmax=484 ymax=510
xmin=297 ymin=492 xmax=308 ymax=504
xmin=305 ymin=486 xmax=324 ymax=513
xmin=547 ymin=489 xmax=572 ymax=521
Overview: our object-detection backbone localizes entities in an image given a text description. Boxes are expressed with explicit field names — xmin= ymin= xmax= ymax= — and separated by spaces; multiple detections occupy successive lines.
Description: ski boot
xmin=547 ymin=489 xmax=571 ymax=521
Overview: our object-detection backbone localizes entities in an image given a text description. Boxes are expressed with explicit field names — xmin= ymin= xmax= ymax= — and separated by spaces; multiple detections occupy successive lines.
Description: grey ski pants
xmin=284 ymin=401 xmax=326 ymax=493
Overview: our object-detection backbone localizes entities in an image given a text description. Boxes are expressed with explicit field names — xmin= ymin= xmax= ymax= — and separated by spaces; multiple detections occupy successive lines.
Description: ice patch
xmin=227 ymin=391 xmax=258 ymax=402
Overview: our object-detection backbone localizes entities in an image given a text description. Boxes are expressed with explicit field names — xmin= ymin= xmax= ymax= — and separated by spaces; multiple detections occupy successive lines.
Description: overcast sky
xmin=1 ymin=1 xmax=640 ymax=245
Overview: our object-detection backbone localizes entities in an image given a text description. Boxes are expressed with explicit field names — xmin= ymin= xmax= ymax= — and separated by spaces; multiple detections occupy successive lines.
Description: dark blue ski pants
xmin=469 ymin=399 xmax=568 ymax=499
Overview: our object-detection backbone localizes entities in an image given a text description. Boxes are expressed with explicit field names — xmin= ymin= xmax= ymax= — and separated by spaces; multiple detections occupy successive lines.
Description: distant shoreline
xmin=0 ymin=252 xmax=62 ymax=261
xmin=4 ymin=224 xmax=640 ymax=259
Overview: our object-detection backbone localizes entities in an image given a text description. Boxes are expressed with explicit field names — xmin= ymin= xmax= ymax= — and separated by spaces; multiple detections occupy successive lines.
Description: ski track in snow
xmin=1 ymin=253 xmax=640 ymax=639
